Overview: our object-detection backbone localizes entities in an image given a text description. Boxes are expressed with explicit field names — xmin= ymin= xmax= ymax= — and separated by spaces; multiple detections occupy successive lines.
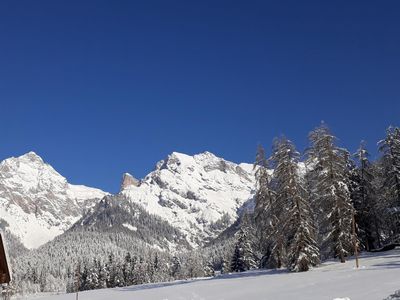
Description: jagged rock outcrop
xmin=120 ymin=172 xmax=140 ymax=190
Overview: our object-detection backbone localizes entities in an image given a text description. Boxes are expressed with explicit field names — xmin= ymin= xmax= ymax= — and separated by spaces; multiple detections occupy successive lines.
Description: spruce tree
xmin=271 ymin=137 xmax=320 ymax=271
xmin=352 ymin=142 xmax=381 ymax=250
xmin=106 ymin=253 xmax=116 ymax=288
xmin=230 ymin=244 xmax=244 ymax=272
xmin=221 ymin=258 xmax=229 ymax=274
xmin=230 ymin=226 xmax=257 ymax=272
xmin=254 ymin=145 xmax=270 ymax=230
xmin=307 ymin=123 xmax=355 ymax=262
xmin=253 ymin=145 xmax=281 ymax=267
xmin=96 ymin=260 xmax=108 ymax=289
xmin=170 ymin=256 xmax=182 ymax=279
xmin=203 ymin=261 xmax=215 ymax=277
xmin=378 ymin=126 xmax=400 ymax=242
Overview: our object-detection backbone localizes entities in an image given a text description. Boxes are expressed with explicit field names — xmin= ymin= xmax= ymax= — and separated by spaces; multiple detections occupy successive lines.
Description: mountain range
xmin=0 ymin=151 xmax=256 ymax=251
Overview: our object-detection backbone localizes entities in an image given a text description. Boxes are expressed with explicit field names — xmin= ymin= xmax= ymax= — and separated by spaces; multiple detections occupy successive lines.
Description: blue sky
xmin=1 ymin=1 xmax=399 ymax=192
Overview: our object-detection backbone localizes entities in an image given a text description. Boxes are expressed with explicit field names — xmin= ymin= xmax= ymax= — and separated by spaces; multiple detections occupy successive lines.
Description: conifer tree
xmin=352 ymin=142 xmax=381 ymax=250
xmin=122 ymin=252 xmax=136 ymax=286
xmin=96 ymin=260 xmax=108 ymax=289
xmin=106 ymin=253 xmax=116 ymax=288
xmin=170 ymin=256 xmax=182 ymax=279
xmin=230 ymin=244 xmax=244 ymax=272
xmin=271 ymin=137 xmax=320 ymax=271
xmin=230 ymin=225 xmax=257 ymax=272
xmin=203 ymin=261 xmax=215 ymax=277
xmin=253 ymin=145 xmax=280 ymax=267
xmin=79 ymin=264 xmax=87 ymax=291
xmin=254 ymin=145 xmax=270 ymax=229
xmin=84 ymin=260 xmax=99 ymax=290
xmin=221 ymin=258 xmax=229 ymax=274
xmin=378 ymin=126 xmax=400 ymax=242
xmin=307 ymin=123 xmax=355 ymax=262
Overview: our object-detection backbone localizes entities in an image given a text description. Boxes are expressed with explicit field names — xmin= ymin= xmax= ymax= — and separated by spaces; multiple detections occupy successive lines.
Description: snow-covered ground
xmin=27 ymin=249 xmax=400 ymax=300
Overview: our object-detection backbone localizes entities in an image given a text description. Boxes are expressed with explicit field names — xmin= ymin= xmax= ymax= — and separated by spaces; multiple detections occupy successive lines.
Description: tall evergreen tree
xmin=254 ymin=145 xmax=271 ymax=229
xmin=378 ymin=126 xmax=400 ymax=242
xmin=170 ymin=256 xmax=182 ymax=279
xmin=105 ymin=253 xmax=117 ymax=288
xmin=253 ymin=145 xmax=281 ymax=267
xmin=203 ymin=261 xmax=215 ymax=277
xmin=352 ymin=142 xmax=381 ymax=250
xmin=96 ymin=260 xmax=107 ymax=289
xmin=307 ymin=123 xmax=355 ymax=262
xmin=230 ymin=244 xmax=244 ymax=272
xmin=230 ymin=226 xmax=257 ymax=272
xmin=271 ymin=137 xmax=320 ymax=271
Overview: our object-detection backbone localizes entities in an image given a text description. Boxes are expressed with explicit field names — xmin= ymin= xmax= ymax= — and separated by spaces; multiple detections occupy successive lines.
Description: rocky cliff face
xmin=0 ymin=152 xmax=107 ymax=248
xmin=120 ymin=173 xmax=140 ymax=190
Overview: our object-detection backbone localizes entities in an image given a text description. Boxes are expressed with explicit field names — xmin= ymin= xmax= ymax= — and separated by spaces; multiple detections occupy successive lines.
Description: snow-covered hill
xmin=120 ymin=151 xmax=257 ymax=247
xmin=31 ymin=249 xmax=400 ymax=300
xmin=0 ymin=152 xmax=107 ymax=248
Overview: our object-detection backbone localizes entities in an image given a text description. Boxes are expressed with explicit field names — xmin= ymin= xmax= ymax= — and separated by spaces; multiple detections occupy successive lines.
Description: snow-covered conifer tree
xmin=271 ymin=137 xmax=320 ymax=271
xmin=230 ymin=243 xmax=244 ymax=272
xmin=253 ymin=145 xmax=280 ymax=267
xmin=230 ymin=225 xmax=257 ymax=272
xmin=203 ymin=261 xmax=215 ymax=277
xmin=352 ymin=142 xmax=381 ymax=250
xmin=378 ymin=126 xmax=400 ymax=242
xmin=170 ymin=256 xmax=183 ymax=279
xmin=221 ymin=258 xmax=229 ymax=274
xmin=307 ymin=123 xmax=355 ymax=262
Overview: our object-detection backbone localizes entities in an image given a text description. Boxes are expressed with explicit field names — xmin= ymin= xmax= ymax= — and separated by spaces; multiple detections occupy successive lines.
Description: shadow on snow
xmin=117 ymin=269 xmax=288 ymax=293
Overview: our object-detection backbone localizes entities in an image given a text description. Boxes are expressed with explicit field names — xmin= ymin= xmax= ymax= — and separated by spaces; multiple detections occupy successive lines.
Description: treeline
xmin=7 ymin=221 xmax=211 ymax=296
xmin=70 ymin=250 xmax=215 ymax=293
xmin=10 ymin=240 xmax=216 ymax=296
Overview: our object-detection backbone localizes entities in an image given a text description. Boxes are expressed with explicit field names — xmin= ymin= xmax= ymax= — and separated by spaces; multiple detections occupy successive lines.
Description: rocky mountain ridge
xmin=120 ymin=151 xmax=256 ymax=247
xmin=1 ymin=151 xmax=257 ymax=249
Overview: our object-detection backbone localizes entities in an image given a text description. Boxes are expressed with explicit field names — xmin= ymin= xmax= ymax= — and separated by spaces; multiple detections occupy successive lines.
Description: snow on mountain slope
xmin=121 ymin=151 xmax=257 ymax=247
xmin=0 ymin=152 xmax=107 ymax=249
xmin=33 ymin=249 xmax=400 ymax=300
xmin=69 ymin=194 xmax=191 ymax=251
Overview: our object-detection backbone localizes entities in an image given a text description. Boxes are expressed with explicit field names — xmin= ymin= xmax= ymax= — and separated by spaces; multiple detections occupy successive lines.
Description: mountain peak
xmin=0 ymin=152 xmax=107 ymax=249
xmin=120 ymin=172 xmax=140 ymax=190
xmin=196 ymin=151 xmax=216 ymax=157
xmin=19 ymin=151 xmax=44 ymax=163
xmin=168 ymin=151 xmax=220 ymax=164
xmin=169 ymin=151 xmax=192 ymax=161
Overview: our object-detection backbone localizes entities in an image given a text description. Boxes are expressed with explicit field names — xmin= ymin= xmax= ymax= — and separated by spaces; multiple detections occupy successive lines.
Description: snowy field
xmin=27 ymin=249 xmax=399 ymax=300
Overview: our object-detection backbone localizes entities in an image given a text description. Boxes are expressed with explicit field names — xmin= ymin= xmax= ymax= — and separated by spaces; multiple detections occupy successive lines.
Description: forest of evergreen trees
xmin=4 ymin=123 xmax=400 ymax=297
xmin=251 ymin=123 xmax=400 ymax=272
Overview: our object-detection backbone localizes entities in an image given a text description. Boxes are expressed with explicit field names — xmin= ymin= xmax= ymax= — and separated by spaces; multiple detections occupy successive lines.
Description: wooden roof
xmin=0 ymin=233 xmax=11 ymax=284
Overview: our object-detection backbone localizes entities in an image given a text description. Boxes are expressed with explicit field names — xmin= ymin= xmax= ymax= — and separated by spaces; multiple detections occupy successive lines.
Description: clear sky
xmin=1 ymin=1 xmax=399 ymax=192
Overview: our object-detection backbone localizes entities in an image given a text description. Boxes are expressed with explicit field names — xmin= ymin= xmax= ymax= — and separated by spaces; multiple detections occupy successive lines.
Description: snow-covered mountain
xmin=0 ymin=152 xmax=107 ymax=249
xmin=121 ymin=151 xmax=257 ymax=247
xmin=0 ymin=150 xmax=256 ymax=250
